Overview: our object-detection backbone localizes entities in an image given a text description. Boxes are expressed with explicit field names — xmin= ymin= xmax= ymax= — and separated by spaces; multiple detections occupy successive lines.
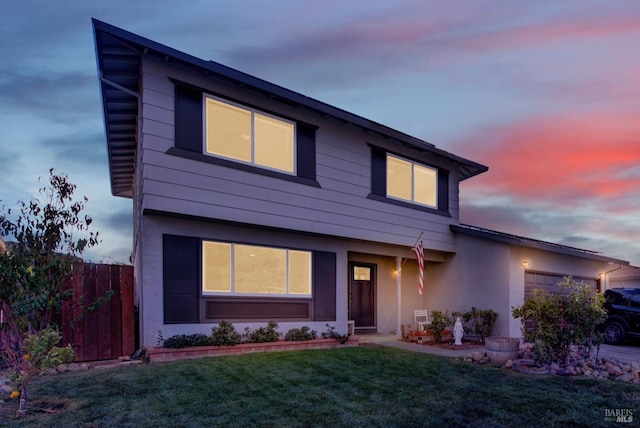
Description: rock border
xmin=463 ymin=344 xmax=640 ymax=384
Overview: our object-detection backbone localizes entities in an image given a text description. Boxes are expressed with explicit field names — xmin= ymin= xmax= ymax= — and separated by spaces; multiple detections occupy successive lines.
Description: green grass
xmin=4 ymin=345 xmax=639 ymax=427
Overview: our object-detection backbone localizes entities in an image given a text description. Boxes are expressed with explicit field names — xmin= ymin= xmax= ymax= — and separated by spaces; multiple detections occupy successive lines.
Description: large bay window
xmin=386 ymin=154 xmax=437 ymax=208
xmin=204 ymin=95 xmax=295 ymax=174
xmin=202 ymin=241 xmax=312 ymax=297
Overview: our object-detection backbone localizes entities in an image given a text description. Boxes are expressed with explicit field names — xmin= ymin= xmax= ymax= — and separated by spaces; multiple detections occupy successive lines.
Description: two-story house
xmin=93 ymin=20 xmax=628 ymax=347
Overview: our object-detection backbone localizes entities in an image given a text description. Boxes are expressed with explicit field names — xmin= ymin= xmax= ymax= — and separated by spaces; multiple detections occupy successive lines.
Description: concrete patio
xmin=357 ymin=333 xmax=640 ymax=364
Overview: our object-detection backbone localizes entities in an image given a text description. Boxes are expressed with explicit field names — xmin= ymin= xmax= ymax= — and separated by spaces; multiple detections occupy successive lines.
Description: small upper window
xmin=386 ymin=154 xmax=437 ymax=207
xmin=204 ymin=95 xmax=295 ymax=173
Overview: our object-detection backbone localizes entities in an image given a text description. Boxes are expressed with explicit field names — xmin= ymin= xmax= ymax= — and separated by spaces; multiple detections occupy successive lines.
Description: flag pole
xmin=401 ymin=231 xmax=424 ymax=268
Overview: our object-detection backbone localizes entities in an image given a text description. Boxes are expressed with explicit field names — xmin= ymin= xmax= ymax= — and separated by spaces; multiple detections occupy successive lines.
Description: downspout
xmin=602 ymin=263 xmax=623 ymax=291
xmin=396 ymin=256 xmax=402 ymax=337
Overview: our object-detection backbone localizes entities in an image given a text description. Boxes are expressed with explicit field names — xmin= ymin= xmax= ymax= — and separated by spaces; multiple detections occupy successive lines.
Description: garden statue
xmin=453 ymin=317 xmax=463 ymax=345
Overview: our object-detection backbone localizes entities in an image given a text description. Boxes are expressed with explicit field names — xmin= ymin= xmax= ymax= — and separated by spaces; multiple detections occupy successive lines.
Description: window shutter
xmin=296 ymin=123 xmax=316 ymax=180
xmin=313 ymin=251 xmax=336 ymax=321
xmin=370 ymin=147 xmax=386 ymax=196
xmin=175 ymin=85 xmax=203 ymax=153
xmin=437 ymin=169 xmax=449 ymax=212
xmin=163 ymin=235 xmax=200 ymax=323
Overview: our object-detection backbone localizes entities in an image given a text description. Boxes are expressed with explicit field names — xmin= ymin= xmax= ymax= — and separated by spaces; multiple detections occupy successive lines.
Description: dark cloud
xmin=47 ymin=130 xmax=107 ymax=166
xmin=103 ymin=209 xmax=132 ymax=232
xmin=0 ymin=69 xmax=98 ymax=123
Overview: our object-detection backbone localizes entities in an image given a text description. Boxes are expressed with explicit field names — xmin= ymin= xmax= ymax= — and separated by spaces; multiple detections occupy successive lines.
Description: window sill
xmin=366 ymin=193 xmax=451 ymax=217
xmin=166 ymin=147 xmax=321 ymax=188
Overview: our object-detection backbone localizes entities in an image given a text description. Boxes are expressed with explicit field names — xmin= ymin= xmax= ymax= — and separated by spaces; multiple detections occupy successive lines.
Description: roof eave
xmin=451 ymin=224 xmax=630 ymax=265
xmin=93 ymin=19 xmax=489 ymax=193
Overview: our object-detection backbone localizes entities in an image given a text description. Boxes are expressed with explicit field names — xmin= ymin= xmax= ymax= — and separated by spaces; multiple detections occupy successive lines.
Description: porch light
xmin=521 ymin=261 xmax=530 ymax=269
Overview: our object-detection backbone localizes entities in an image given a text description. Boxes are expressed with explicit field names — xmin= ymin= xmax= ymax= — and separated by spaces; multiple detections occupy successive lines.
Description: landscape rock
xmin=619 ymin=373 xmax=633 ymax=382
xmin=472 ymin=351 xmax=485 ymax=362
xmin=607 ymin=365 xmax=622 ymax=376
xmin=464 ymin=342 xmax=640 ymax=384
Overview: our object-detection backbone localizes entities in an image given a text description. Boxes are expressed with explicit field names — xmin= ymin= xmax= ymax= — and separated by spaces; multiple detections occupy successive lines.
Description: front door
xmin=349 ymin=262 xmax=376 ymax=329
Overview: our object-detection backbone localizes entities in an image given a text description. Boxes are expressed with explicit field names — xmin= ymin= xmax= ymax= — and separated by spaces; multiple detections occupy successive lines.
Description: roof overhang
xmin=93 ymin=19 xmax=488 ymax=197
xmin=451 ymin=224 xmax=630 ymax=265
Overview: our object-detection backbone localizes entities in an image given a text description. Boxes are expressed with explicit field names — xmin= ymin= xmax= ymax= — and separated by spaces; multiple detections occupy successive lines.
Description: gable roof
xmin=451 ymin=224 xmax=629 ymax=264
xmin=92 ymin=19 xmax=488 ymax=198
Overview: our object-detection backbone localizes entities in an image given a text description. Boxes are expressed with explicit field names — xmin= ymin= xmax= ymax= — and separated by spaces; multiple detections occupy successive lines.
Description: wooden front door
xmin=349 ymin=262 xmax=376 ymax=328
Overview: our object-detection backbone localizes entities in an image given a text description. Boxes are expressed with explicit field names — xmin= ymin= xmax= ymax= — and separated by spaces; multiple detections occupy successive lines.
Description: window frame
xmin=202 ymin=94 xmax=297 ymax=175
xmin=201 ymin=240 xmax=312 ymax=298
xmin=386 ymin=153 xmax=438 ymax=209
xmin=368 ymin=145 xmax=450 ymax=216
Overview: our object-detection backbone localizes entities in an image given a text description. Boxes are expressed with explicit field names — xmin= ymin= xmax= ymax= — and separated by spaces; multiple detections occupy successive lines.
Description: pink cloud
xmin=453 ymin=111 xmax=640 ymax=202
xmin=458 ymin=13 xmax=640 ymax=52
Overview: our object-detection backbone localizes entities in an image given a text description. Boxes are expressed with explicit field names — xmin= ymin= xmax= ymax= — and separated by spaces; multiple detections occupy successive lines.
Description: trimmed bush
xmin=211 ymin=320 xmax=242 ymax=346
xmin=243 ymin=321 xmax=280 ymax=343
xmin=163 ymin=333 xmax=213 ymax=349
xmin=284 ymin=326 xmax=318 ymax=341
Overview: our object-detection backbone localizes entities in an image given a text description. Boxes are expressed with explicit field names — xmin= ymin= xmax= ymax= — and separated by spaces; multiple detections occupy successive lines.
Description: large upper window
xmin=386 ymin=154 xmax=437 ymax=208
xmin=202 ymin=241 xmax=311 ymax=297
xmin=204 ymin=95 xmax=295 ymax=174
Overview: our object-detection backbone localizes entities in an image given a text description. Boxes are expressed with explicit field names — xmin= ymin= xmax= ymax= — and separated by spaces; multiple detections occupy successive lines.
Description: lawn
xmin=3 ymin=345 xmax=639 ymax=427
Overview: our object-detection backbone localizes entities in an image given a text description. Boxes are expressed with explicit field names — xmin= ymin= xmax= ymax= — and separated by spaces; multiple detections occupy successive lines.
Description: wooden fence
xmin=60 ymin=263 xmax=135 ymax=362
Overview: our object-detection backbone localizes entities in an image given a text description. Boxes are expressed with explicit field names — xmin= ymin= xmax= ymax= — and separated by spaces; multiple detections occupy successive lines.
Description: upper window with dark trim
xmin=173 ymin=82 xmax=318 ymax=186
xmin=386 ymin=154 xmax=437 ymax=208
xmin=204 ymin=95 xmax=296 ymax=174
xmin=369 ymin=146 xmax=449 ymax=215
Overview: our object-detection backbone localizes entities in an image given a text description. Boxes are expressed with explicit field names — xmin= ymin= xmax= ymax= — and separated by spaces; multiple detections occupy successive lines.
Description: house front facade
xmin=93 ymin=20 xmax=628 ymax=347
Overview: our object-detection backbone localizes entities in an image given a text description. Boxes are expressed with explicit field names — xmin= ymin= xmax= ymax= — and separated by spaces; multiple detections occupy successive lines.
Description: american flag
xmin=413 ymin=240 xmax=424 ymax=295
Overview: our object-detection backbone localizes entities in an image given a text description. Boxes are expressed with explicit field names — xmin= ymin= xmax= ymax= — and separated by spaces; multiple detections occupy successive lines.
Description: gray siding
xmin=138 ymin=57 xmax=460 ymax=252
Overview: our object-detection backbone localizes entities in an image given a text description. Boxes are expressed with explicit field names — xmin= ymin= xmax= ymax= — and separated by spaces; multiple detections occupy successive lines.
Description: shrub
xmin=210 ymin=320 xmax=242 ymax=346
xmin=284 ymin=326 xmax=318 ymax=341
xmin=243 ymin=321 xmax=280 ymax=343
xmin=512 ymin=276 xmax=605 ymax=364
xmin=430 ymin=310 xmax=452 ymax=342
xmin=321 ymin=324 xmax=349 ymax=344
xmin=163 ymin=333 xmax=212 ymax=349
xmin=469 ymin=307 xmax=498 ymax=343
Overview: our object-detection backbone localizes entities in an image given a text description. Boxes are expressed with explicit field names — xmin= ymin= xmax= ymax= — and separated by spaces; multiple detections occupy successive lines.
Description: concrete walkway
xmin=357 ymin=334 xmax=640 ymax=364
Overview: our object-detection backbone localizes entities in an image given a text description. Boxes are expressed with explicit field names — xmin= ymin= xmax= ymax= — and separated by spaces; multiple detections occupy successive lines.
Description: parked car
xmin=601 ymin=288 xmax=640 ymax=345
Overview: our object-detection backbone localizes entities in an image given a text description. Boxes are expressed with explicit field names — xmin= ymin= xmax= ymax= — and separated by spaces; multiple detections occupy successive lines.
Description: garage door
xmin=524 ymin=272 xmax=599 ymax=299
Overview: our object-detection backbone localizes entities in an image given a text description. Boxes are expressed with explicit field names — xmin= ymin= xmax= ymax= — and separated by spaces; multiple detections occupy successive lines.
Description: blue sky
xmin=1 ymin=1 xmax=639 ymax=265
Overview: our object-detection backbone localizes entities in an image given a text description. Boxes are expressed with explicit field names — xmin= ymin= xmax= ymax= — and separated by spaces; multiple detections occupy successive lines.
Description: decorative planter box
xmin=148 ymin=337 xmax=360 ymax=363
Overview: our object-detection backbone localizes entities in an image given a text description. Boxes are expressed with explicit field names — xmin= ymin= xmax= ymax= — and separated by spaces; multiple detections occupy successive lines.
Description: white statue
xmin=453 ymin=317 xmax=463 ymax=346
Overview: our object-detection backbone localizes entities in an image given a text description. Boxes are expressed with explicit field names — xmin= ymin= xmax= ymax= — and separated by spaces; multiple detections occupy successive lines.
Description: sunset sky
xmin=1 ymin=1 xmax=639 ymax=265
